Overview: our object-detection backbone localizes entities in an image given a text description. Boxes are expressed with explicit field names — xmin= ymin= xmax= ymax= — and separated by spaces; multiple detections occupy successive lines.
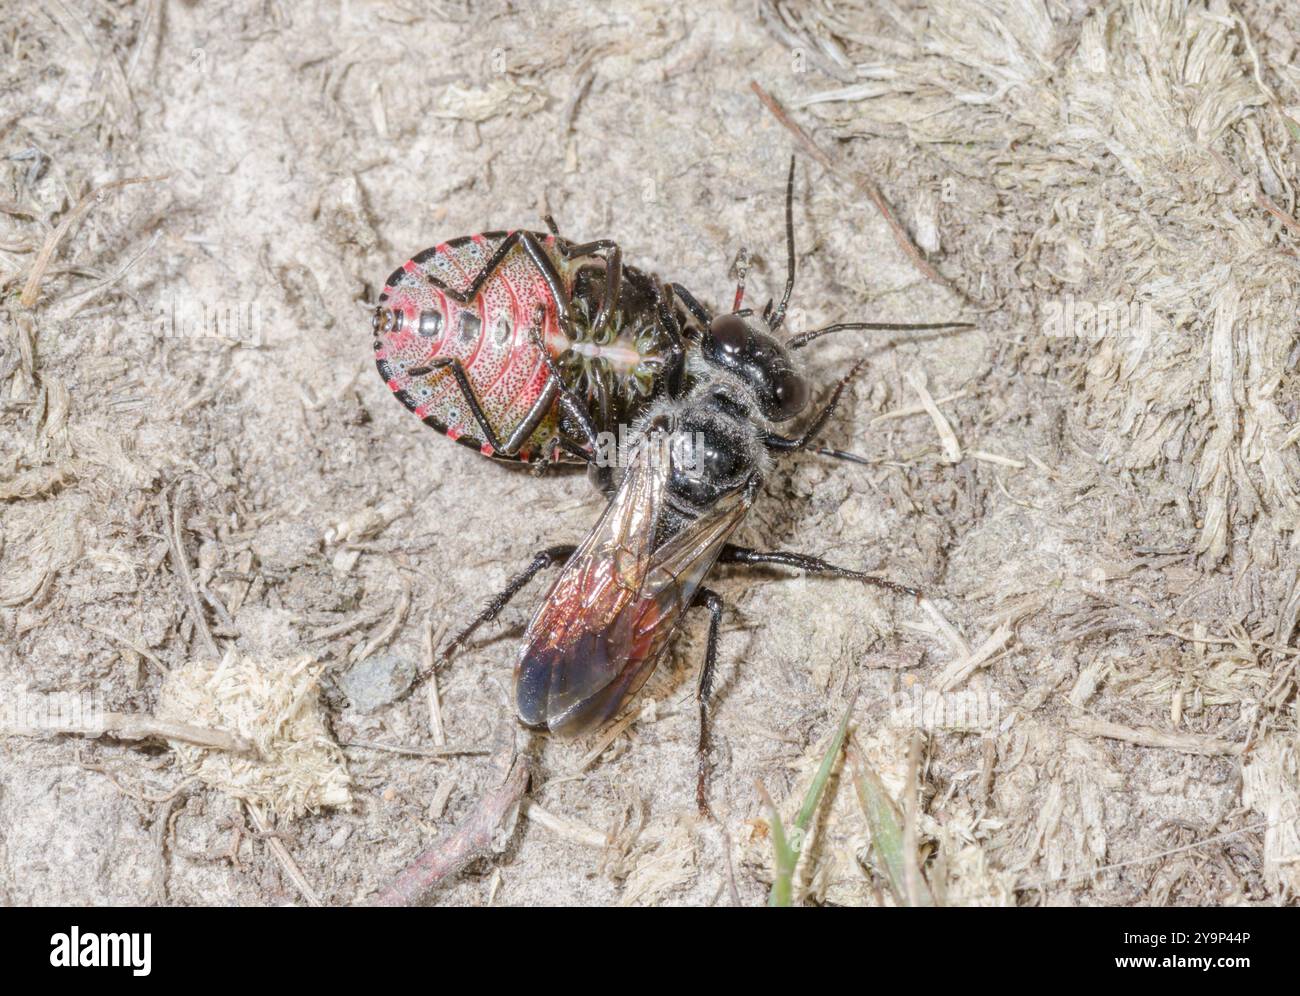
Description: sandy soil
xmin=1 ymin=0 xmax=1295 ymax=906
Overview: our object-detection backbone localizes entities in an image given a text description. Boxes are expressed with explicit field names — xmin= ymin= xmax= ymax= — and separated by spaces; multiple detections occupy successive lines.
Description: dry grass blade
xmin=750 ymin=81 xmax=961 ymax=298
xmin=20 ymin=174 xmax=167 ymax=308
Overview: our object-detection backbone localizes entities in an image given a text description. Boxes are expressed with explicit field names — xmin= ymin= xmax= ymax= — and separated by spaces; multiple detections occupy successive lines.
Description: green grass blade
xmin=849 ymin=743 xmax=933 ymax=906
xmin=762 ymin=696 xmax=856 ymax=907
xmin=758 ymin=783 xmax=795 ymax=907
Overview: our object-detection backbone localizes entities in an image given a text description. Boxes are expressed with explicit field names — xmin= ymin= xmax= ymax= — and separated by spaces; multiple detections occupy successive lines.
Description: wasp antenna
xmin=730 ymin=246 xmax=751 ymax=312
xmin=787 ymin=320 xmax=975 ymax=350
xmin=815 ymin=446 xmax=874 ymax=466
xmin=767 ymin=155 xmax=797 ymax=333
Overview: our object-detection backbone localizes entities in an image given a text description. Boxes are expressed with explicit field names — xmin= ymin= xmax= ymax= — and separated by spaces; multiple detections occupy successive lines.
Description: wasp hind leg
xmin=441 ymin=544 xmax=578 ymax=660
xmin=693 ymin=586 xmax=725 ymax=818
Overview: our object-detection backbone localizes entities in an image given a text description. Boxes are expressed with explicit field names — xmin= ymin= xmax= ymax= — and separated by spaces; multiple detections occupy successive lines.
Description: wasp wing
xmin=515 ymin=448 xmax=753 ymax=738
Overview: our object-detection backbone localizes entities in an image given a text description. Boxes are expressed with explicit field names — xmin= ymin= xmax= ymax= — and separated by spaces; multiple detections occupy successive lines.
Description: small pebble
xmin=339 ymin=652 xmax=416 ymax=712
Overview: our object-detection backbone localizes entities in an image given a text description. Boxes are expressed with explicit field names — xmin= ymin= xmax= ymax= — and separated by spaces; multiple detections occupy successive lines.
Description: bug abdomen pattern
xmin=374 ymin=231 xmax=566 ymax=461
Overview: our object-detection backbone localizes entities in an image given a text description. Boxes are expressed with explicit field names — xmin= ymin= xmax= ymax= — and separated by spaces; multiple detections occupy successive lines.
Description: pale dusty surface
xmin=0 ymin=0 xmax=1296 ymax=906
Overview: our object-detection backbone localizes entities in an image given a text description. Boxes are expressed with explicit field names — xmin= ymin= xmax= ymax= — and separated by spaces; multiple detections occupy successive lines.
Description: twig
xmin=82 ymin=623 xmax=168 ymax=674
xmin=369 ymin=751 xmax=529 ymax=905
xmin=520 ymin=799 xmax=608 ymax=848
xmin=162 ymin=480 xmax=219 ymax=658
xmin=906 ymin=369 xmax=962 ymax=463
xmin=247 ymin=803 xmax=322 ymax=907
xmin=53 ymin=229 xmax=160 ymax=318
xmin=20 ymin=174 xmax=167 ymax=308
xmin=869 ymin=389 xmax=967 ymax=425
xmin=969 ymin=449 xmax=1025 ymax=469
xmin=917 ymin=597 xmax=970 ymax=658
xmin=935 ymin=622 xmax=1013 ymax=691
xmin=750 ymin=82 xmax=960 ymax=297
xmin=349 ymin=580 xmax=411 ymax=663
xmin=341 ymin=740 xmax=489 ymax=759
xmin=423 ymin=617 xmax=448 ymax=744
xmin=7 ymin=710 xmax=255 ymax=755
xmin=1068 ymin=715 xmax=1244 ymax=756
xmin=1020 ymin=820 xmax=1273 ymax=891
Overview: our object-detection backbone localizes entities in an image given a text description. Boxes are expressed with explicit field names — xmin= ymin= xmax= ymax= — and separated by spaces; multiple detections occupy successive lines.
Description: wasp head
xmin=700 ymin=312 xmax=809 ymax=422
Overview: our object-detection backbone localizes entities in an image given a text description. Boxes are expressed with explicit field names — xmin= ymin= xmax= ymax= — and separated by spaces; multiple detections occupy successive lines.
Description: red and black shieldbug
xmin=372 ymin=227 xmax=682 ymax=465
xmin=370 ymin=161 xmax=972 ymax=482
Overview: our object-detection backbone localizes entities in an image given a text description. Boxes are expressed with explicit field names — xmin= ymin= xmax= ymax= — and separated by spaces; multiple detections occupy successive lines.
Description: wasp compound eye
xmin=708 ymin=313 xmax=749 ymax=355
xmin=772 ymin=369 xmax=809 ymax=419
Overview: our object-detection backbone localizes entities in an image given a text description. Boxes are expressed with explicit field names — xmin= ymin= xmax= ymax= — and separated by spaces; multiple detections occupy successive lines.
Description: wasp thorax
xmin=701 ymin=312 xmax=809 ymax=423
xmin=665 ymin=387 xmax=760 ymax=510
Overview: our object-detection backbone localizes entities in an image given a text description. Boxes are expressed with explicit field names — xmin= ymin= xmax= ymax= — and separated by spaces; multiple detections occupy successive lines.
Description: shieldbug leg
xmin=718 ymin=545 xmax=922 ymax=600
xmin=693 ymin=586 xmax=725 ymax=819
xmin=670 ymin=281 xmax=713 ymax=331
xmin=556 ymin=238 xmax=625 ymax=341
xmin=442 ymin=544 xmax=578 ymax=660
xmin=516 ymin=232 xmax=576 ymax=334
xmin=527 ymin=312 xmax=602 ymax=455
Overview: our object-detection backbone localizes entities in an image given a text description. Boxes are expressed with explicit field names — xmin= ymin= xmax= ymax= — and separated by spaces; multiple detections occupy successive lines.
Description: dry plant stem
xmin=423 ymin=617 xmax=448 ymax=744
xmin=520 ymin=799 xmax=608 ymax=848
xmin=935 ymin=622 xmax=1014 ymax=691
xmin=750 ymin=81 xmax=960 ymax=298
xmin=8 ymin=711 xmax=255 ymax=755
xmin=370 ymin=753 xmax=530 ymax=905
xmin=20 ymin=174 xmax=167 ymax=307
xmin=342 ymin=740 xmax=489 ymax=759
xmin=1020 ymin=819 xmax=1274 ymax=891
xmin=1069 ymin=715 xmax=1244 ymax=756
xmin=247 ymin=803 xmax=322 ymax=907
xmin=902 ymin=732 xmax=927 ymax=907
xmin=349 ymin=580 xmax=411 ymax=663
xmin=82 ymin=623 xmax=168 ymax=674
xmin=163 ymin=481 xmax=219 ymax=659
